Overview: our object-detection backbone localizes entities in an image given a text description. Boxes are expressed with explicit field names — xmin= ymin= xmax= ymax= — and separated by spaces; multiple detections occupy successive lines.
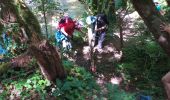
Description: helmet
xmin=86 ymin=16 xmax=96 ymax=25
xmin=76 ymin=20 xmax=84 ymax=28
xmin=153 ymin=0 xmax=158 ymax=3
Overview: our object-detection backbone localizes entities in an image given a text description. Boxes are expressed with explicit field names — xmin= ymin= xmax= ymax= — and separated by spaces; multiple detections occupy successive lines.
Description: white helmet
xmin=76 ymin=20 xmax=85 ymax=28
xmin=86 ymin=16 xmax=96 ymax=25
xmin=153 ymin=0 xmax=158 ymax=3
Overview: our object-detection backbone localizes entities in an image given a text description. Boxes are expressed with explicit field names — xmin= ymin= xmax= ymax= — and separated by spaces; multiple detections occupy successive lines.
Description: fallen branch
xmin=0 ymin=51 xmax=32 ymax=75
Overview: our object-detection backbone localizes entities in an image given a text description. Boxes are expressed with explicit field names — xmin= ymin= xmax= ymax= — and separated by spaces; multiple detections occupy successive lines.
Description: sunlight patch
xmin=110 ymin=77 xmax=123 ymax=85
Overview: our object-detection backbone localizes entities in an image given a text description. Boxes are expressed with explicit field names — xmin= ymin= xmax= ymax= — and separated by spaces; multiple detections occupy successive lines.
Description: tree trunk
xmin=42 ymin=0 xmax=48 ymax=38
xmin=0 ymin=0 xmax=66 ymax=82
xmin=118 ymin=16 xmax=123 ymax=49
xmin=29 ymin=40 xmax=66 ymax=82
xmin=0 ymin=53 xmax=31 ymax=75
xmin=166 ymin=0 xmax=170 ymax=6
xmin=131 ymin=0 xmax=170 ymax=56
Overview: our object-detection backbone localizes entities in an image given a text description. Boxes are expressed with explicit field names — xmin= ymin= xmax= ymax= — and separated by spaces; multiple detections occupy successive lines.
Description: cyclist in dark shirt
xmin=94 ymin=14 xmax=109 ymax=51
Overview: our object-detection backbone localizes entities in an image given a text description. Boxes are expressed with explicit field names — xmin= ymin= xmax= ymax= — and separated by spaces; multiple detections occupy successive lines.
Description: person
xmin=86 ymin=14 xmax=109 ymax=52
xmin=55 ymin=15 xmax=84 ymax=51
xmin=154 ymin=0 xmax=165 ymax=15
xmin=160 ymin=23 xmax=170 ymax=100
xmin=86 ymin=16 xmax=97 ymax=47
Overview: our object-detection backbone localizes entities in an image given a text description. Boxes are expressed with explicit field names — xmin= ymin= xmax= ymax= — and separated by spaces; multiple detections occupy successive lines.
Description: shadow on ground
xmin=66 ymin=35 xmax=123 ymax=86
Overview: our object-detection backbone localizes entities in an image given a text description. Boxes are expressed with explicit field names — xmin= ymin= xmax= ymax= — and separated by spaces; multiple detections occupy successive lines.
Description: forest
xmin=0 ymin=0 xmax=170 ymax=100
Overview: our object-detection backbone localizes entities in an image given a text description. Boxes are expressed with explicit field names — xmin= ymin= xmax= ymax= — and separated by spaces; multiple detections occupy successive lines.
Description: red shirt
xmin=58 ymin=18 xmax=79 ymax=36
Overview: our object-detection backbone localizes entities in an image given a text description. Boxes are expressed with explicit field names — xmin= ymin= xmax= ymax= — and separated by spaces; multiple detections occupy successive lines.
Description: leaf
xmin=38 ymin=80 xmax=45 ymax=85
xmin=26 ymin=79 xmax=32 ymax=84
xmin=24 ymin=83 xmax=32 ymax=89
xmin=45 ymin=80 xmax=51 ymax=86
xmin=62 ymin=82 xmax=71 ymax=91
xmin=56 ymin=79 xmax=62 ymax=87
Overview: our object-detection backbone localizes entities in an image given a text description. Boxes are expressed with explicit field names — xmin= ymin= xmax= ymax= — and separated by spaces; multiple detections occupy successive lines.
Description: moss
xmin=0 ymin=62 xmax=11 ymax=74
xmin=22 ymin=9 xmax=41 ymax=35
xmin=4 ymin=0 xmax=42 ymax=42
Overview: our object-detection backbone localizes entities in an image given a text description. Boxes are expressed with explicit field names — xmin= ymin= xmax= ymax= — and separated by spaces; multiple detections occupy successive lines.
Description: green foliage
xmin=52 ymin=60 xmax=100 ymax=100
xmin=0 ymin=90 xmax=8 ymax=99
xmin=0 ymin=60 xmax=99 ymax=99
xmin=106 ymin=84 xmax=135 ymax=100
xmin=1 ymin=59 xmax=135 ymax=99
xmin=19 ymin=71 xmax=50 ymax=99
xmin=117 ymin=33 xmax=169 ymax=99
xmin=115 ymin=0 xmax=127 ymax=10
xmin=0 ymin=69 xmax=50 ymax=100
xmin=163 ymin=6 xmax=170 ymax=23
xmin=0 ymin=50 xmax=137 ymax=100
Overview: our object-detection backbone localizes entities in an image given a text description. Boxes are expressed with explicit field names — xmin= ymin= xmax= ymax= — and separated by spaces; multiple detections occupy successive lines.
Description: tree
xmin=131 ymin=0 xmax=170 ymax=56
xmin=29 ymin=0 xmax=60 ymax=38
xmin=166 ymin=0 xmax=170 ymax=6
xmin=41 ymin=0 xmax=48 ymax=38
xmin=115 ymin=0 xmax=128 ymax=49
xmin=0 ymin=0 xmax=66 ymax=82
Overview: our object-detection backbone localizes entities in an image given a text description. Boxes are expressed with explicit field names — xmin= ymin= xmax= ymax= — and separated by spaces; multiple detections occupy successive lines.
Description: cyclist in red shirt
xmin=55 ymin=16 xmax=84 ymax=50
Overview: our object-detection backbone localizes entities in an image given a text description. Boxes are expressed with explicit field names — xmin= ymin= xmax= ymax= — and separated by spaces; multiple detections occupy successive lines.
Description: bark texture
xmin=29 ymin=40 xmax=66 ymax=82
xmin=0 ymin=0 xmax=66 ymax=82
xmin=132 ymin=0 xmax=170 ymax=56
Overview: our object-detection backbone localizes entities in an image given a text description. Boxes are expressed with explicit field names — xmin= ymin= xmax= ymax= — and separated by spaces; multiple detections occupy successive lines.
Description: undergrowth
xmin=117 ymin=33 xmax=169 ymax=100
xmin=0 ymin=59 xmax=135 ymax=100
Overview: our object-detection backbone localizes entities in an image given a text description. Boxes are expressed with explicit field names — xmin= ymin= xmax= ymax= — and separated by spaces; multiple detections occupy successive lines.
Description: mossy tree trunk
xmin=131 ymin=0 xmax=170 ymax=56
xmin=0 ymin=0 xmax=66 ymax=82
